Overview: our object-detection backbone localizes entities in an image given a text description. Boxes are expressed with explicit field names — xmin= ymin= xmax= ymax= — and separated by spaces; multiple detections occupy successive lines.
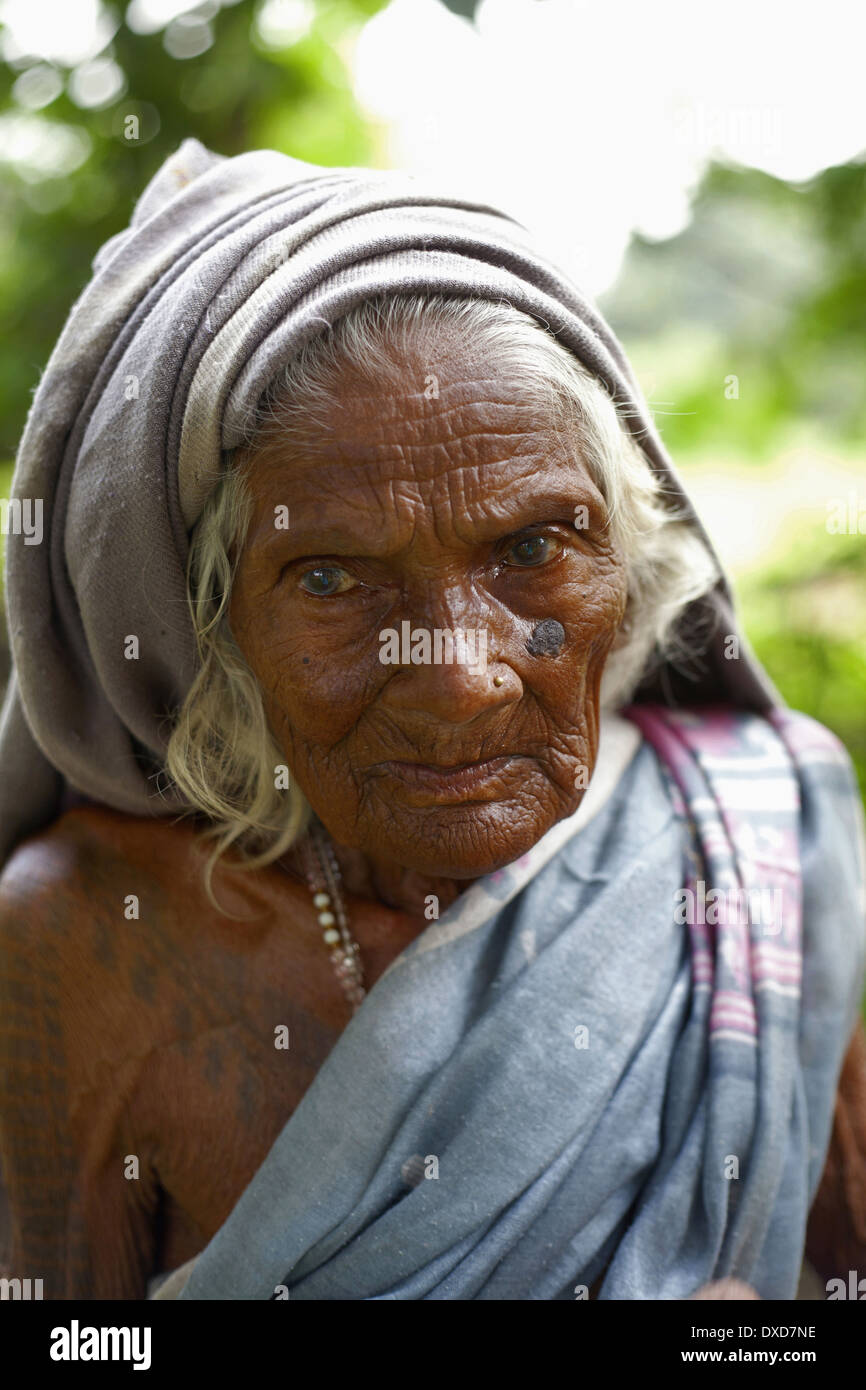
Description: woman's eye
xmin=298 ymin=566 xmax=357 ymax=596
xmin=504 ymin=535 xmax=562 ymax=567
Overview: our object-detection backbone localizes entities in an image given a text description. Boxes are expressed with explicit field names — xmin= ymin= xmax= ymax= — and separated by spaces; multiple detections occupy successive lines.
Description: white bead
xmin=318 ymin=910 xmax=336 ymax=928
xmin=312 ymin=892 xmax=331 ymax=909
xmin=323 ymin=928 xmax=340 ymax=945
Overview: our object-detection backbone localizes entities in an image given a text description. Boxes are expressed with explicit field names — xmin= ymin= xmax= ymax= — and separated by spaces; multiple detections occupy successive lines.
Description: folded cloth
xmin=148 ymin=1258 xmax=198 ymax=1301
xmin=0 ymin=137 xmax=781 ymax=868
xmin=171 ymin=704 xmax=865 ymax=1300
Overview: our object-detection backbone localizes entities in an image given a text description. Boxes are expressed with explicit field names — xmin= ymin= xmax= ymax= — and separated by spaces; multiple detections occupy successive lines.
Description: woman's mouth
xmin=375 ymin=755 xmax=518 ymax=802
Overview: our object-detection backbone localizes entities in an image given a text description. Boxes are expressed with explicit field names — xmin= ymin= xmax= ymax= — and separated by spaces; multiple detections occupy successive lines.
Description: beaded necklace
xmin=298 ymin=819 xmax=366 ymax=1012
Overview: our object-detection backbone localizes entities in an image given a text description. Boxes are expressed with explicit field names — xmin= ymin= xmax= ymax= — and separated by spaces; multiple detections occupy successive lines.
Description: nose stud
xmin=493 ymin=674 xmax=505 ymax=687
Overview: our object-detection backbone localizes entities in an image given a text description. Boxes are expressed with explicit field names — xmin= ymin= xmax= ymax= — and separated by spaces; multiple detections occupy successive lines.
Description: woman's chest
xmin=129 ymin=926 xmax=349 ymax=1248
xmin=141 ymin=998 xmax=343 ymax=1270
xmin=113 ymin=879 xmax=423 ymax=1269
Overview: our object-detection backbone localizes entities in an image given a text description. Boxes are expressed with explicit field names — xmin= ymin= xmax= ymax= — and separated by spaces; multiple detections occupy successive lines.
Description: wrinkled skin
xmin=0 ymin=333 xmax=864 ymax=1300
xmin=0 ymin=805 xmax=426 ymax=1297
xmin=229 ymin=338 xmax=627 ymax=915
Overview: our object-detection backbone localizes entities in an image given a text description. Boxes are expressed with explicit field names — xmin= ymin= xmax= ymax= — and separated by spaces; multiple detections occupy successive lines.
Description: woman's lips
xmin=376 ymin=755 xmax=518 ymax=801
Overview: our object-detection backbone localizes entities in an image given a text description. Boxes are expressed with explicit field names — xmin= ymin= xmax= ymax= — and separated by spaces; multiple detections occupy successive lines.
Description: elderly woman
xmin=0 ymin=139 xmax=864 ymax=1303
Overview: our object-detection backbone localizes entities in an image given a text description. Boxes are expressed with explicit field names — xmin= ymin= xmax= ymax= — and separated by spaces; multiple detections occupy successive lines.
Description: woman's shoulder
xmin=0 ymin=806 xmax=207 ymax=932
xmin=0 ymin=804 xmax=310 ymax=1088
xmin=0 ymin=805 xmax=275 ymax=985
xmin=626 ymin=700 xmax=851 ymax=759
xmin=0 ymin=802 xmax=281 ymax=911
xmin=0 ymin=803 xmax=312 ymax=982
xmin=628 ymin=702 xmax=863 ymax=828
xmin=0 ymin=809 xmax=192 ymax=1132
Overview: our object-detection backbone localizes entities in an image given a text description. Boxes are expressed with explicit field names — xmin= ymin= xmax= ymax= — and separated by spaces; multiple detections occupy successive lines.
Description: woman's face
xmin=229 ymin=333 xmax=628 ymax=880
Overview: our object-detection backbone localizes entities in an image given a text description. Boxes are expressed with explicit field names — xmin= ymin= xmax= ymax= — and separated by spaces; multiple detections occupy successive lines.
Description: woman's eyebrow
xmin=458 ymin=482 xmax=604 ymax=537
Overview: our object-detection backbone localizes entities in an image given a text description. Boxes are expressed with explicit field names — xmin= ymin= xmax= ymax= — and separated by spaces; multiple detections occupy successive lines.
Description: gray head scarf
xmin=0 ymin=137 xmax=780 ymax=864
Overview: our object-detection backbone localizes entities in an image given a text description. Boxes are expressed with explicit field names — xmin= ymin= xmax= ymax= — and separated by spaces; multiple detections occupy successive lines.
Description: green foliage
xmin=605 ymin=154 xmax=866 ymax=866
xmin=603 ymin=157 xmax=866 ymax=458
xmin=0 ymin=0 xmax=387 ymax=455
xmin=719 ymin=509 xmax=866 ymax=1021
xmin=740 ymin=535 xmax=866 ymax=803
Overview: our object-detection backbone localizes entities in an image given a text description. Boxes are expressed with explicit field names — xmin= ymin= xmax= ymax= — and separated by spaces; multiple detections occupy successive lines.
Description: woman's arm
xmin=805 ymin=1015 xmax=866 ymax=1287
xmin=0 ymin=842 xmax=159 ymax=1299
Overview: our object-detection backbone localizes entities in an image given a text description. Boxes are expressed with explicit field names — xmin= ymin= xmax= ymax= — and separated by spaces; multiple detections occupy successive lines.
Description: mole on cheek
xmin=526 ymin=619 xmax=565 ymax=657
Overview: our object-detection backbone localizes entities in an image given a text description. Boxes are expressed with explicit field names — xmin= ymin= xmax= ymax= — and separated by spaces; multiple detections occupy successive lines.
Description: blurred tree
xmin=602 ymin=157 xmax=866 ymax=457
xmin=604 ymin=156 xmax=866 ymax=818
xmin=740 ymin=531 xmax=866 ymax=804
xmin=438 ymin=0 xmax=478 ymax=15
xmin=0 ymin=0 xmax=388 ymax=457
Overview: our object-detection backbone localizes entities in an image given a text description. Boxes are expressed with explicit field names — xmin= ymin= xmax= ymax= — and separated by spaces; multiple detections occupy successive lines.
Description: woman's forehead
xmin=239 ymin=388 xmax=592 ymax=528
xmin=243 ymin=367 xmax=581 ymax=491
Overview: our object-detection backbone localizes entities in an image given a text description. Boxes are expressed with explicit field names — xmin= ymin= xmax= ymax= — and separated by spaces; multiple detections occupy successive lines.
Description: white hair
xmin=165 ymin=294 xmax=719 ymax=892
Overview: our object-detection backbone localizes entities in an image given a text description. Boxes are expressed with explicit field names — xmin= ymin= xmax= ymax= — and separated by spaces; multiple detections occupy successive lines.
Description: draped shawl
xmin=0 ymin=136 xmax=780 ymax=864
xmin=168 ymin=704 xmax=865 ymax=1300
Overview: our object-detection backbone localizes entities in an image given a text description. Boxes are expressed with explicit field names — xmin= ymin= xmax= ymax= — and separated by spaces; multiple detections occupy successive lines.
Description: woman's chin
xmin=359 ymin=798 xmax=560 ymax=882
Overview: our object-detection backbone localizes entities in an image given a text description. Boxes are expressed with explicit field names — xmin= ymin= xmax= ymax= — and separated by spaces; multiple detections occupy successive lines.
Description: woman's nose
xmin=376 ymin=618 xmax=519 ymax=724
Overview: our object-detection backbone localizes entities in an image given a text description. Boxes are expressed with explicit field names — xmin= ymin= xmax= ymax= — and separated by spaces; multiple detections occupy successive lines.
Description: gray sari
xmin=168 ymin=705 xmax=865 ymax=1301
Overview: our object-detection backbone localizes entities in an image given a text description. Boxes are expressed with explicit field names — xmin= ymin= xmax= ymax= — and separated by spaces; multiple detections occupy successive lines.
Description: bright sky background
xmin=1 ymin=0 xmax=865 ymax=296
xmin=352 ymin=0 xmax=866 ymax=295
